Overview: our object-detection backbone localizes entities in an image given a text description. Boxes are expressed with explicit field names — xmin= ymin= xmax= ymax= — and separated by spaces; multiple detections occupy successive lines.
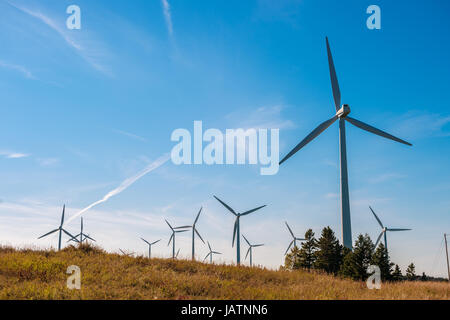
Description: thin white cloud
xmin=37 ymin=158 xmax=59 ymax=167
xmin=369 ymin=173 xmax=407 ymax=184
xmin=114 ymin=129 xmax=147 ymax=142
xmin=66 ymin=154 xmax=170 ymax=225
xmin=161 ymin=0 xmax=174 ymax=36
xmin=0 ymin=151 xmax=30 ymax=159
xmin=0 ymin=60 xmax=35 ymax=79
xmin=9 ymin=2 xmax=111 ymax=75
xmin=394 ymin=111 xmax=450 ymax=139
xmin=226 ymin=105 xmax=295 ymax=130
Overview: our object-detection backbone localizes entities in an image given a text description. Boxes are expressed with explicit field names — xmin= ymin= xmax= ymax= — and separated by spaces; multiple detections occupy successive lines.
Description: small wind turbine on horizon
xmin=166 ymin=219 xmax=189 ymax=259
xmin=242 ymin=235 xmax=264 ymax=267
xmin=140 ymin=238 xmax=161 ymax=259
xmin=119 ymin=249 xmax=135 ymax=257
xmin=279 ymin=37 xmax=412 ymax=250
xmin=203 ymin=241 xmax=222 ymax=264
xmin=370 ymin=206 xmax=411 ymax=253
xmin=68 ymin=217 xmax=96 ymax=244
xmin=284 ymin=221 xmax=306 ymax=255
xmin=184 ymin=207 xmax=205 ymax=260
xmin=214 ymin=195 xmax=266 ymax=265
xmin=38 ymin=205 xmax=78 ymax=251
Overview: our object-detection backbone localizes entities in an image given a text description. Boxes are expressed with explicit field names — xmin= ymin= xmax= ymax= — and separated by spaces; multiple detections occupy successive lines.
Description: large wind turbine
xmin=185 ymin=207 xmax=205 ymax=260
xmin=242 ymin=235 xmax=264 ymax=267
xmin=279 ymin=37 xmax=412 ymax=249
xmin=38 ymin=205 xmax=78 ymax=251
xmin=203 ymin=241 xmax=222 ymax=264
xmin=214 ymin=196 xmax=266 ymax=265
xmin=166 ymin=219 xmax=189 ymax=259
xmin=370 ymin=206 xmax=411 ymax=253
xmin=284 ymin=221 xmax=306 ymax=255
xmin=141 ymin=238 xmax=161 ymax=258
xmin=68 ymin=217 xmax=96 ymax=244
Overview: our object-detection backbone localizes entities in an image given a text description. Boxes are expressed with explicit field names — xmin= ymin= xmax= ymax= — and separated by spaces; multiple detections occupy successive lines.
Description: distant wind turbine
xmin=68 ymin=217 xmax=96 ymax=244
xmin=370 ymin=206 xmax=411 ymax=253
xmin=38 ymin=205 xmax=78 ymax=251
xmin=141 ymin=238 xmax=161 ymax=259
xmin=284 ymin=221 xmax=306 ymax=255
xmin=185 ymin=207 xmax=205 ymax=260
xmin=279 ymin=37 xmax=412 ymax=249
xmin=242 ymin=235 xmax=264 ymax=267
xmin=214 ymin=195 xmax=266 ymax=265
xmin=119 ymin=249 xmax=135 ymax=257
xmin=166 ymin=219 xmax=189 ymax=259
xmin=203 ymin=241 xmax=222 ymax=264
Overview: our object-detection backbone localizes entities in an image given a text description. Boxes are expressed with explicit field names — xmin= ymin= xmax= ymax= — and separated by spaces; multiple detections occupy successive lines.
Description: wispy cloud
xmin=36 ymin=158 xmax=59 ymax=167
xmin=9 ymin=2 xmax=111 ymax=75
xmin=66 ymin=154 xmax=170 ymax=225
xmin=161 ymin=0 xmax=174 ymax=37
xmin=0 ymin=60 xmax=35 ymax=79
xmin=369 ymin=173 xmax=407 ymax=184
xmin=394 ymin=111 xmax=450 ymax=139
xmin=113 ymin=129 xmax=147 ymax=142
xmin=0 ymin=151 xmax=30 ymax=159
xmin=226 ymin=105 xmax=295 ymax=130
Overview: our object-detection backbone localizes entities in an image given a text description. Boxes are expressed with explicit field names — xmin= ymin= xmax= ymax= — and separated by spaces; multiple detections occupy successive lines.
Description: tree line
xmin=284 ymin=227 xmax=421 ymax=282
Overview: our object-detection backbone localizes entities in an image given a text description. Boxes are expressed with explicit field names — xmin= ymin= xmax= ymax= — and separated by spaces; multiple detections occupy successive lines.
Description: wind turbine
xmin=68 ymin=217 xmax=96 ymax=244
xmin=370 ymin=206 xmax=411 ymax=253
xmin=284 ymin=221 xmax=306 ymax=255
xmin=214 ymin=196 xmax=266 ymax=265
xmin=242 ymin=235 xmax=264 ymax=267
xmin=166 ymin=219 xmax=189 ymax=259
xmin=203 ymin=241 xmax=222 ymax=264
xmin=141 ymin=238 xmax=161 ymax=258
xmin=38 ymin=205 xmax=78 ymax=251
xmin=119 ymin=249 xmax=135 ymax=257
xmin=185 ymin=207 xmax=205 ymax=260
xmin=279 ymin=37 xmax=412 ymax=249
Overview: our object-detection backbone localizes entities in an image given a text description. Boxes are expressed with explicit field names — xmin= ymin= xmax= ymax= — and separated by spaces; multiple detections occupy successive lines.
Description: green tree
xmin=339 ymin=234 xmax=375 ymax=280
xmin=370 ymin=243 xmax=393 ymax=281
xmin=284 ymin=245 xmax=301 ymax=269
xmin=392 ymin=264 xmax=403 ymax=281
xmin=296 ymin=229 xmax=317 ymax=269
xmin=406 ymin=263 xmax=416 ymax=281
xmin=314 ymin=226 xmax=343 ymax=274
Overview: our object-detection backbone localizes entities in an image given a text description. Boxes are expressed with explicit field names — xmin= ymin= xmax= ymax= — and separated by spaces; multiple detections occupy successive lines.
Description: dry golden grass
xmin=0 ymin=244 xmax=448 ymax=300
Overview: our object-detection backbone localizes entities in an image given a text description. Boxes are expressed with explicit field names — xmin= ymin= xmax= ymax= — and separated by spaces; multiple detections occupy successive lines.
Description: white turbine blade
xmin=60 ymin=205 xmax=66 ymax=227
xmin=253 ymin=244 xmax=264 ymax=247
xmin=369 ymin=206 xmax=384 ymax=228
xmin=242 ymin=235 xmax=251 ymax=246
xmin=346 ymin=117 xmax=412 ymax=146
xmin=165 ymin=219 xmax=173 ymax=230
xmin=284 ymin=240 xmax=294 ymax=255
xmin=375 ymin=231 xmax=384 ymax=247
xmin=213 ymin=251 xmax=222 ymax=255
xmin=168 ymin=233 xmax=174 ymax=246
xmin=203 ymin=252 xmax=211 ymax=262
xmin=151 ymin=239 xmax=161 ymax=245
xmin=62 ymin=229 xmax=77 ymax=240
xmin=141 ymin=238 xmax=151 ymax=245
xmin=194 ymin=207 xmax=202 ymax=225
xmin=285 ymin=222 xmax=295 ymax=238
xmin=279 ymin=115 xmax=338 ymax=165
xmin=176 ymin=249 xmax=180 ymax=258
xmin=84 ymin=234 xmax=96 ymax=242
xmin=214 ymin=196 xmax=237 ymax=216
xmin=326 ymin=37 xmax=341 ymax=111
xmin=175 ymin=225 xmax=191 ymax=229
xmin=241 ymin=205 xmax=266 ymax=216
xmin=194 ymin=228 xmax=205 ymax=243
xmin=175 ymin=229 xmax=189 ymax=234
xmin=232 ymin=219 xmax=238 ymax=247
xmin=207 ymin=241 xmax=212 ymax=252
xmin=245 ymin=248 xmax=251 ymax=260
xmin=295 ymin=238 xmax=306 ymax=241
xmin=388 ymin=228 xmax=412 ymax=232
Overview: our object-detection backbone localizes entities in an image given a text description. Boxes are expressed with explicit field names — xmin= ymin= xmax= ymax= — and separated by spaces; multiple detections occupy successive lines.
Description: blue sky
xmin=1 ymin=0 xmax=450 ymax=277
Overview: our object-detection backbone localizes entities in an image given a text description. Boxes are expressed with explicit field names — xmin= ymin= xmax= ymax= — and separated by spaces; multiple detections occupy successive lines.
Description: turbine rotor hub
xmin=336 ymin=104 xmax=351 ymax=118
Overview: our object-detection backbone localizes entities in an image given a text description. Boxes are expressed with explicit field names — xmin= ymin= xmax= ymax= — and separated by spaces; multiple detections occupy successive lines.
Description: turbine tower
xmin=214 ymin=195 xmax=266 ymax=265
xmin=284 ymin=221 xmax=306 ymax=255
xmin=141 ymin=238 xmax=161 ymax=259
xmin=242 ymin=235 xmax=264 ymax=267
xmin=203 ymin=241 xmax=222 ymax=263
xmin=185 ymin=207 xmax=205 ymax=260
xmin=38 ymin=205 xmax=78 ymax=251
xmin=166 ymin=219 xmax=188 ymax=259
xmin=279 ymin=37 xmax=412 ymax=249
xmin=370 ymin=206 xmax=411 ymax=253
xmin=68 ymin=217 xmax=96 ymax=244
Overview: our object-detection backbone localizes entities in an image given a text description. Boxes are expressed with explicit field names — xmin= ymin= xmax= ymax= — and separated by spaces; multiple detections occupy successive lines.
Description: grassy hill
xmin=0 ymin=244 xmax=448 ymax=300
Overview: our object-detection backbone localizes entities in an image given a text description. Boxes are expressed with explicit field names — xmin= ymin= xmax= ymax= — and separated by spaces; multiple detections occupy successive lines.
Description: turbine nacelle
xmin=336 ymin=104 xmax=350 ymax=118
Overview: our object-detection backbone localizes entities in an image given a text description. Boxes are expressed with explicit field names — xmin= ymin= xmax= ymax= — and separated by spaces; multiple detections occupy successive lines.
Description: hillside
xmin=0 ymin=245 xmax=448 ymax=300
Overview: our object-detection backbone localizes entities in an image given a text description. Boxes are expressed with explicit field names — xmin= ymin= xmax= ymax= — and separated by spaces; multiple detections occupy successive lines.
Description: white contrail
xmin=66 ymin=154 xmax=170 ymax=225
xmin=161 ymin=0 xmax=173 ymax=36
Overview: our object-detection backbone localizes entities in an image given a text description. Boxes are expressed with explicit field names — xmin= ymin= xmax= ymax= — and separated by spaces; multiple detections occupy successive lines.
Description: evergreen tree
xmin=370 ymin=243 xmax=393 ymax=281
xmin=314 ymin=227 xmax=343 ymax=274
xmin=296 ymin=229 xmax=317 ymax=269
xmin=339 ymin=234 xmax=375 ymax=280
xmin=406 ymin=263 xmax=416 ymax=281
xmin=284 ymin=245 xmax=301 ymax=269
xmin=392 ymin=264 xmax=403 ymax=281
xmin=421 ymin=272 xmax=427 ymax=281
